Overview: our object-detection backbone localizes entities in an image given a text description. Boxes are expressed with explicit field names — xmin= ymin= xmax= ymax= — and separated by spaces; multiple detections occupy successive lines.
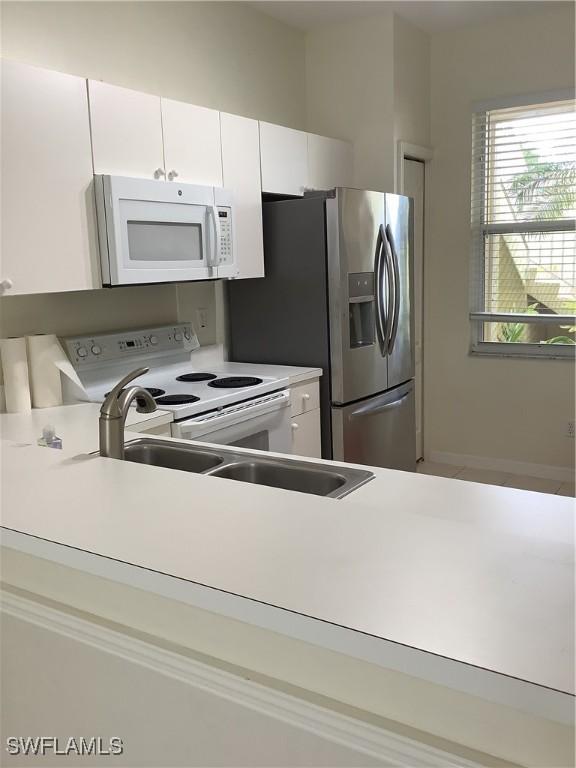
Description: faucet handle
xmin=101 ymin=367 xmax=150 ymax=417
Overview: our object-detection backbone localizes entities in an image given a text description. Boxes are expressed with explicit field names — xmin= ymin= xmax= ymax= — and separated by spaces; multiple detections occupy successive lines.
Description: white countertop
xmin=0 ymin=403 xmax=173 ymax=454
xmin=0 ymin=404 xmax=574 ymax=724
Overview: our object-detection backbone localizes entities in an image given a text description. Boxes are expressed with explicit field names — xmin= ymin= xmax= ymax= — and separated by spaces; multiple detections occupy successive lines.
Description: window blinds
xmin=470 ymin=99 xmax=576 ymax=335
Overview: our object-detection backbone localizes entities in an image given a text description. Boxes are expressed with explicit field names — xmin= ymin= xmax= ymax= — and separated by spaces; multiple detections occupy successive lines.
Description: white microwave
xmin=94 ymin=175 xmax=236 ymax=286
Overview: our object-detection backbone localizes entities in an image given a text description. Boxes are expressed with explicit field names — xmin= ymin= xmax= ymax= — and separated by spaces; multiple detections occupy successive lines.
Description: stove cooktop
xmin=62 ymin=325 xmax=291 ymax=421
xmin=88 ymin=363 xmax=289 ymax=421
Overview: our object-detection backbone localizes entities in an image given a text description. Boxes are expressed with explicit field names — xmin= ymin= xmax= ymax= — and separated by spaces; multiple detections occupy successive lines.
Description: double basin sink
xmin=123 ymin=438 xmax=373 ymax=499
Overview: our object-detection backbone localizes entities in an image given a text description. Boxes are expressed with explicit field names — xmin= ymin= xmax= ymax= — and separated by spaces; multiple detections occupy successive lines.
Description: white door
xmin=88 ymin=81 xmax=164 ymax=178
xmin=307 ymin=134 xmax=353 ymax=190
xmin=1 ymin=61 xmax=98 ymax=295
xmin=161 ymin=98 xmax=223 ymax=186
xmin=221 ymin=112 xmax=264 ymax=279
xmin=403 ymin=159 xmax=425 ymax=460
xmin=259 ymin=122 xmax=308 ymax=195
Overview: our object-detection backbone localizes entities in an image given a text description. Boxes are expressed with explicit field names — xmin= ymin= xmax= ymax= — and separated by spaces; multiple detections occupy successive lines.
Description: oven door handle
xmin=178 ymin=389 xmax=291 ymax=436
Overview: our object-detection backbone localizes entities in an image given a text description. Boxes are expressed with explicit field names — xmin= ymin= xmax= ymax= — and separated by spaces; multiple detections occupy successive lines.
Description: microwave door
xmin=112 ymin=200 xmax=214 ymax=285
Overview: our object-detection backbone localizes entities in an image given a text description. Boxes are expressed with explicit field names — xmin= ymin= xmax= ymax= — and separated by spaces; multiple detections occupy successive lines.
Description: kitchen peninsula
xmin=1 ymin=404 xmax=574 ymax=767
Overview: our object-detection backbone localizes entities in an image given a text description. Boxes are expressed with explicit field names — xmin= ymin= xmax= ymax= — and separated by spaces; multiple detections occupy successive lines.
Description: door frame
xmin=395 ymin=141 xmax=433 ymax=461
xmin=395 ymin=141 xmax=433 ymax=196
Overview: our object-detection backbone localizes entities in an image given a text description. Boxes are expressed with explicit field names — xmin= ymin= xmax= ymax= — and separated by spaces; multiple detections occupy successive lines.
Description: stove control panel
xmin=62 ymin=323 xmax=199 ymax=367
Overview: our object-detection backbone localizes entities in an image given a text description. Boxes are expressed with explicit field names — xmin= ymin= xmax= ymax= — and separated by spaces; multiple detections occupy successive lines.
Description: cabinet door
xmin=290 ymin=380 xmax=320 ymax=417
xmin=221 ymin=113 xmax=264 ymax=279
xmin=161 ymin=98 xmax=222 ymax=186
xmin=291 ymin=409 xmax=322 ymax=459
xmin=1 ymin=61 xmax=98 ymax=295
xmin=259 ymin=122 xmax=308 ymax=195
xmin=88 ymin=80 xmax=164 ymax=178
xmin=308 ymin=134 xmax=353 ymax=190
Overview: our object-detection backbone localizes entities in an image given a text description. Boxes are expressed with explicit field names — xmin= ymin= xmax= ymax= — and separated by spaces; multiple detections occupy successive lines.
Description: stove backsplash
xmin=0 ymin=281 xmax=224 ymax=385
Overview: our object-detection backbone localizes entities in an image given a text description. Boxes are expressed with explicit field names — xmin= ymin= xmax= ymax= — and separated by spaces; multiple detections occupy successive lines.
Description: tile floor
xmin=417 ymin=461 xmax=575 ymax=497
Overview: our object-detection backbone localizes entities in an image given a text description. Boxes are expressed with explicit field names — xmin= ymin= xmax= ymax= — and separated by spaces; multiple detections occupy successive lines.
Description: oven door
xmin=97 ymin=175 xmax=223 ymax=285
xmin=171 ymin=390 xmax=292 ymax=453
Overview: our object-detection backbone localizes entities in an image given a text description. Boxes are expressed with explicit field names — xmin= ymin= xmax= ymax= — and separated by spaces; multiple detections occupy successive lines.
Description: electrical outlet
xmin=196 ymin=308 xmax=208 ymax=330
xmin=568 ymin=420 xmax=575 ymax=438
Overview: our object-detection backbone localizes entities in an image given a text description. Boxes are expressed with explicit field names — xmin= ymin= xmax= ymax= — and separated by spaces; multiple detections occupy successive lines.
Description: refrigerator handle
xmin=349 ymin=392 xmax=411 ymax=418
xmin=385 ymin=224 xmax=401 ymax=354
xmin=382 ymin=226 xmax=395 ymax=354
xmin=374 ymin=224 xmax=388 ymax=353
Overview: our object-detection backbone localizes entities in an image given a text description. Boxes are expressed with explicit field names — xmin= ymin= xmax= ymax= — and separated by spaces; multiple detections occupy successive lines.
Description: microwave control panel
xmin=217 ymin=207 xmax=233 ymax=265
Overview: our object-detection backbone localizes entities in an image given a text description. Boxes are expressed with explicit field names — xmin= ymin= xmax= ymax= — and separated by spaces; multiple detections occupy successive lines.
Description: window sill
xmin=470 ymin=342 xmax=575 ymax=360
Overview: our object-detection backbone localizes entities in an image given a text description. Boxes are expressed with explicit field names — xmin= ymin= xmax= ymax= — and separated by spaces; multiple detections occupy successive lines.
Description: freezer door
xmin=331 ymin=380 xmax=416 ymax=471
xmin=326 ymin=188 xmax=389 ymax=404
xmin=384 ymin=194 xmax=414 ymax=388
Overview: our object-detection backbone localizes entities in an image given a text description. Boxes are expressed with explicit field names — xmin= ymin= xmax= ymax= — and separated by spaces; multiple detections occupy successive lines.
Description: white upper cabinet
xmin=1 ymin=61 xmax=99 ymax=295
xmin=221 ymin=113 xmax=264 ymax=279
xmin=259 ymin=122 xmax=308 ymax=196
xmin=307 ymin=134 xmax=354 ymax=191
xmin=88 ymin=80 xmax=164 ymax=178
xmin=161 ymin=98 xmax=223 ymax=186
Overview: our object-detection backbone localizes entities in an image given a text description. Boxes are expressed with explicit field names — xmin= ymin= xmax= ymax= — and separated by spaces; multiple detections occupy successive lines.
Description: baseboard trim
xmin=429 ymin=450 xmax=574 ymax=483
xmin=1 ymin=589 xmax=484 ymax=768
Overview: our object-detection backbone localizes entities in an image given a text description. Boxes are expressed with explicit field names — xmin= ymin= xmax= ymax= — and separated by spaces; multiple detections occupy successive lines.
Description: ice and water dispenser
xmin=348 ymin=273 xmax=376 ymax=349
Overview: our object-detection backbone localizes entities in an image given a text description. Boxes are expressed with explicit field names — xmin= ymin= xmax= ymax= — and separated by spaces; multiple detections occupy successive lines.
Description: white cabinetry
xmin=260 ymin=122 xmax=308 ymax=195
xmin=260 ymin=123 xmax=354 ymax=196
xmin=1 ymin=61 xmax=98 ymax=295
xmin=88 ymin=80 xmax=164 ymax=178
xmin=308 ymin=134 xmax=353 ymax=190
xmin=290 ymin=380 xmax=321 ymax=459
xmin=221 ymin=113 xmax=264 ymax=279
xmin=161 ymin=98 xmax=222 ymax=186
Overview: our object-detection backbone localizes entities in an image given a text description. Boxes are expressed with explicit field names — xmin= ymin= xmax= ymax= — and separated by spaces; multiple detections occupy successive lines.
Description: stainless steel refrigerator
xmin=227 ymin=188 xmax=416 ymax=471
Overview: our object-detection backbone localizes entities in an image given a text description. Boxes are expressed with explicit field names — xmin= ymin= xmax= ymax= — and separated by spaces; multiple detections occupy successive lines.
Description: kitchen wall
xmin=305 ymin=13 xmax=431 ymax=193
xmin=392 ymin=15 xmax=431 ymax=160
xmin=305 ymin=12 xmax=396 ymax=192
xmin=0 ymin=1 xmax=306 ymax=347
xmin=426 ymin=4 xmax=575 ymax=471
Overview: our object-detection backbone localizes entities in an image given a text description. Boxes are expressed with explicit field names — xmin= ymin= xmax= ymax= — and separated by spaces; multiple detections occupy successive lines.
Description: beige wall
xmin=426 ymin=5 xmax=575 ymax=469
xmin=305 ymin=13 xmax=431 ymax=194
xmin=305 ymin=12 xmax=396 ymax=192
xmin=1 ymin=1 xmax=306 ymax=127
xmin=393 ymin=15 xmax=431 ymax=158
xmin=0 ymin=1 xmax=306 ymax=347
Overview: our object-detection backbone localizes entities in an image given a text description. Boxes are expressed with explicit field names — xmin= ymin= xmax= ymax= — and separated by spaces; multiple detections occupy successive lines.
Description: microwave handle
xmin=208 ymin=206 xmax=221 ymax=267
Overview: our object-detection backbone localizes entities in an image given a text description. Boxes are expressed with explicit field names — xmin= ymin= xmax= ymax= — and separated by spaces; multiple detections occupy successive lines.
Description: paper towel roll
xmin=27 ymin=334 xmax=63 ymax=408
xmin=0 ymin=337 xmax=32 ymax=413
xmin=26 ymin=334 xmax=88 ymax=408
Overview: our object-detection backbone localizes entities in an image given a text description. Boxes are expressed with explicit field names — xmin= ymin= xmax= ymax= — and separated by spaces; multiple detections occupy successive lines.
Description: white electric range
xmin=61 ymin=324 xmax=292 ymax=452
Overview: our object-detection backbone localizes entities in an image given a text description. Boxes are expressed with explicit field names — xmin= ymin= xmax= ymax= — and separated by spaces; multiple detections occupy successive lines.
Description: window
xmin=470 ymin=96 xmax=576 ymax=357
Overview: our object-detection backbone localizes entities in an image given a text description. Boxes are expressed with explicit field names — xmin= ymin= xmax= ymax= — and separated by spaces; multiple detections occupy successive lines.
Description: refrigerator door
xmin=326 ymin=188 xmax=389 ymax=404
xmin=385 ymin=194 xmax=414 ymax=388
xmin=331 ymin=380 xmax=416 ymax=471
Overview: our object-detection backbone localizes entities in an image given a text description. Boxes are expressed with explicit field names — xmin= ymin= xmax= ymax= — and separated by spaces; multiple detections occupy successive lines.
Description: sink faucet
xmin=99 ymin=367 xmax=157 ymax=460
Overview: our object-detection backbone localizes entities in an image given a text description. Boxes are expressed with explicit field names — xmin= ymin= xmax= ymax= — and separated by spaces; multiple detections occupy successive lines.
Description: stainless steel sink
xmin=121 ymin=438 xmax=373 ymax=499
xmin=207 ymin=461 xmax=349 ymax=497
xmin=124 ymin=440 xmax=224 ymax=474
